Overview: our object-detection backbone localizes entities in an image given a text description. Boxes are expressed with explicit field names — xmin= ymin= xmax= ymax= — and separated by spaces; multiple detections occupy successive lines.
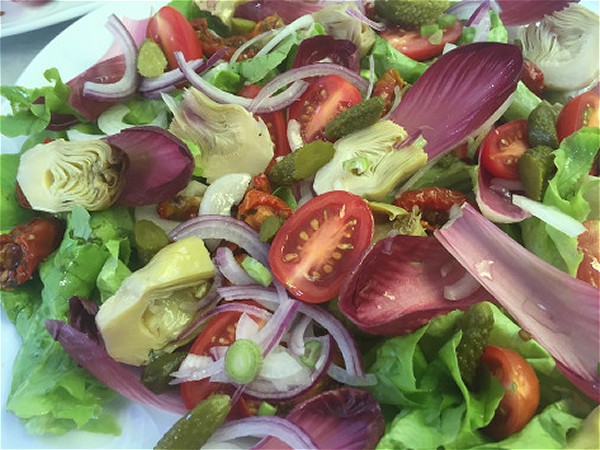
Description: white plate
xmin=0 ymin=3 xmax=186 ymax=448
xmin=0 ymin=0 xmax=103 ymax=38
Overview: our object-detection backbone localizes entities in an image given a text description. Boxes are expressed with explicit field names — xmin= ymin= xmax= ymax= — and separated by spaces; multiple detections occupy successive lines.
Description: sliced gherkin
xmin=16 ymin=138 xmax=125 ymax=213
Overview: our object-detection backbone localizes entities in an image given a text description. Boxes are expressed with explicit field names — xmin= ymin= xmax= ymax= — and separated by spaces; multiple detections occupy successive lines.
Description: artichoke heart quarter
xmin=96 ymin=236 xmax=215 ymax=366
xmin=17 ymin=138 xmax=125 ymax=213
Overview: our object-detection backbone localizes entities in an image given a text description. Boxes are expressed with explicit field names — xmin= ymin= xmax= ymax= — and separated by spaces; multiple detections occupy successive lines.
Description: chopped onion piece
xmin=83 ymin=14 xmax=139 ymax=101
xmin=435 ymin=203 xmax=600 ymax=401
xmin=255 ymin=14 xmax=314 ymax=58
xmin=512 ymin=194 xmax=586 ymax=237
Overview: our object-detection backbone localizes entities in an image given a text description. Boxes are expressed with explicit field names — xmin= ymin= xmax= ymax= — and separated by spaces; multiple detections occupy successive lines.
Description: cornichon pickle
xmin=141 ymin=351 xmax=187 ymax=394
xmin=456 ymin=302 xmax=494 ymax=388
xmin=268 ymin=140 xmax=335 ymax=186
xmin=134 ymin=220 xmax=170 ymax=265
xmin=324 ymin=96 xmax=386 ymax=141
xmin=259 ymin=215 xmax=284 ymax=242
xmin=137 ymin=39 xmax=168 ymax=78
xmin=527 ymin=101 xmax=559 ymax=149
xmin=518 ymin=145 xmax=556 ymax=201
xmin=154 ymin=394 xmax=231 ymax=450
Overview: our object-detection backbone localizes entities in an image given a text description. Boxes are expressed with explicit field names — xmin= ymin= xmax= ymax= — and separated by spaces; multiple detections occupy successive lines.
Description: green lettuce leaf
xmin=0 ymin=153 xmax=35 ymax=232
xmin=4 ymin=205 xmax=134 ymax=435
xmin=368 ymin=303 xmax=590 ymax=450
xmin=522 ymin=127 xmax=600 ymax=275
xmin=369 ymin=35 xmax=428 ymax=84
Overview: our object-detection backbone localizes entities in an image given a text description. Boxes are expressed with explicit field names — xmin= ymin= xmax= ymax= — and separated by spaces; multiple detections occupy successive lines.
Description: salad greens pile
xmin=1 ymin=0 xmax=598 ymax=448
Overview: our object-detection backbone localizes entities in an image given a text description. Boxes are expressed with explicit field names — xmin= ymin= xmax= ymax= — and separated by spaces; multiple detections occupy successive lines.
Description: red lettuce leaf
xmin=292 ymin=35 xmax=359 ymax=72
xmin=338 ymin=235 xmax=489 ymax=335
xmin=104 ymin=126 xmax=194 ymax=206
xmin=254 ymin=388 xmax=385 ymax=450
xmin=390 ymin=42 xmax=523 ymax=159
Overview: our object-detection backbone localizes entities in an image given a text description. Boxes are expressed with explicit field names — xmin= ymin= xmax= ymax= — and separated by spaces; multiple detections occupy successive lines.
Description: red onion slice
xmin=83 ymin=14 xmax=139 ymax=101
xmin=216 ymin=246 xmax=256 ymax=285
xmin=435 ymin=203 xmax=600 ymax=401
xmin=169 ymin=215 xmax=270 ymax=266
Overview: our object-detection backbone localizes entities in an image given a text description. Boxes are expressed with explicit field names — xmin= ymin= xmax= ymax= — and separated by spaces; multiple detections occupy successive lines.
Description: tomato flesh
xmin=269 ymin=191 xmax=374 ymax=303
xmin=481 ymin=345 xmax=540 ymax=440
xmin=380 ymin=20 xmax=463 ymax=61
xmin=287 ymin=75 xmax=362 ymax=143
xmin=556 ymin=90 xmax=600 ymax=143
xmin=479 ymin=120 xmax=529 ymax=180
xmin=147 ymin=6 xmax=204 ymax=70
xmin=576 ymin=220 xmax=600 ymax=288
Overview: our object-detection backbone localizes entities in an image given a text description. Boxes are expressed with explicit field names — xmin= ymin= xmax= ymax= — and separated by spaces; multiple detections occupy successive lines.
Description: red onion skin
xmin=338 ymin=235 xmax=489 ymax=335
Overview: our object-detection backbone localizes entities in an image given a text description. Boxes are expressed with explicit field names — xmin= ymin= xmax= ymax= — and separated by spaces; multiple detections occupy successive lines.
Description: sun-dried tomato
xmin=372 ymin=68 xmax=406 ymax=115
xmin=237 ymin=189 xmax=292 ymax=231
xmin=0 ymin=216 xmax=65 ymax=290
xmin=157 ymin=194 xmax=201 ymax=222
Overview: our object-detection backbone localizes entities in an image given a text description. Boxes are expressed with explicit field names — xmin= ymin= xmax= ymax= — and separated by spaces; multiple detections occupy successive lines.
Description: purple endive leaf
xmin=435 ymin=203 xmax=600 ymax=402
xmin=254 ymin=388 xmax=385 ymax=450
xmin=338 ymin=235 xmax=490 ymax=335
xmin=497 ymin=0 xmax=578 ymax=25
xmin=45 ymin=319 xmax=187 ymax=414
xmin=234 ymin=0 xmax=357 ymax=24
xmin=104 ymin=126 xmax=194 ymax=206
xmin=389 ymin=42 xmax=523 ymax=159
xmin=292 ymin=35 xmax=360 ymax=72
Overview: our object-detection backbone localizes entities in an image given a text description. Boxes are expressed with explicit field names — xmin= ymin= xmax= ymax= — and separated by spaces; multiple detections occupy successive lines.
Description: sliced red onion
xmin=254 ymin=14 xmax=314 ymax=58
xmin=254 ymin=388 xmax=385 ymax=450
xmin=244 ymin=336 xmax=332 ymax=400
xmin=104 ymin=126 xmax=194 ymax=206
xmin=169 ymin=215 xmax=270 ymax=266
xmin=497 ymin=0 xmax=577 ymax=25
xmin=466 ymin=0 xmax=492 ymax=26
xmin=170 ymin=354 xmax=225 ymax=383
xmin=218 ymin=285 xmax=367 ymax=379
xmin=435 ymin=203 xmax=600 ymax=401
xmin=346 ymin=6 xmax=386 ymax=31
xmin=45 ymin=320 xmax=186 ymax=414
xmin=216 ymin=247 xmax=256 ymax=285
xmin=140 ymin=48 xmax=227 ymax=96
xmin=443 ymin=271 xmax=482 ymax=301
xmin=476 ymin=162 xmax=531 ymax=223
xmin=248 ymin=81 xmax=309 ymax=114
xmin=390 ymin=42 xmax=522 ymax=159
xmin=256 ymin=291 xmax=301 ymax=355
xmin=338 ymin=235 xmax=490 ymax=336
xmin=288 ymin=314 xmax=313 ymax=356
xmin=230 ymin=29 xmax=276 ymax=64
xmin=447 ymin=0 xmax=489 ymax=21
xmin=207 ymin=416 xmax=317 ymax=449
xmin=83 ymin=14 xmax=139 ymax=101
xmin=472 ymin=9 xmax=492 ymax=42
xmin=366 ymin=55 xmax=375 ymax=99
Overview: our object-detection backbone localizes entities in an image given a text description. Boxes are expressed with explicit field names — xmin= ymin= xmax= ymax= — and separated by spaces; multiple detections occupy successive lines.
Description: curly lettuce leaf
xmin=4 ymin=205 xmax=134 ymax=435
xmin=522 ymin=127 xmax=600 ymax=275
xmin=368 ymin=303 xmax=590 ymax=450
xmin=0 ymin=153 xmax=35 ymax=232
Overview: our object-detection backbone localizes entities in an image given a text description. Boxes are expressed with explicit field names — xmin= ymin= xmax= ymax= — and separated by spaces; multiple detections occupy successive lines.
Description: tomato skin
xmin=380 ymin=20 xmax=463 ymax=61
xmin=371 ymin=68 xmax=406 ymax=115
xmin=480 ymin=120 xmax=529 ymax=180
xmin=481 ymin=345 xmax=540 ymax=440
xmin=556 ymin=90 xmax=600 ymax=143
xmin=147 ymin=6 xmax=204 ymax=70
xmin=521 ymin=60 xmax=545 ymax=96
xmin=239 ymin=84 xmax=290 ymax=159
xmin=269 ymin=191 xmax=374 ymax=303
xmin=287 ymin=75 xmax=362 ymax=143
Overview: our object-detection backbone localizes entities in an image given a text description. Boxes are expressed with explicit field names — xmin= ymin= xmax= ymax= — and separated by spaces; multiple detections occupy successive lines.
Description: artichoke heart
xmin=169 ymin=88 xmax=274 ymax=183
xmin=17 ymin=138 xmax=125 ymax=213
xmin=96 ymin=236 xmax=215 ymax=366
xmin=313 ymin=120 xmax=428 ymax=201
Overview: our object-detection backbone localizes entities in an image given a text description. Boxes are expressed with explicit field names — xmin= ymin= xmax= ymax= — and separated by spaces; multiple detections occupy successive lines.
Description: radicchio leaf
xmin=390 ymin=42 xmax=522 ymax=159
xmin=104 ymin=126 xmax=194 ymax=206
xmin=45 ymin=319 xmax=187 ymax=414
xmin=435 ymin=203 xmax=600 ymax=402
xmin=254 ymin=388 xmax=385 ymax=450
xmin=292 ymin=35 xmax=359 ymax=72
xmin=338 ymin=235 xmax=490 ymax=335
xmin=497 ymin=0 xmax=578 ymax=25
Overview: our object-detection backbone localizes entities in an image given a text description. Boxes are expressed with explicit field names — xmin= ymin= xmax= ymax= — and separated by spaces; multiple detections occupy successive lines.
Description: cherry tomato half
xmin=481 ymin=345 xmax=540 ymax=440
xmin=287 ymin=75 xmax=362 ymax=143
xmin=269 ymin=191 xmax=374 ymax=303
xmin=521 ymin=60 xmax=545 ymax=96
xmin=479 ymin=120 xmax=530 ymax=180
xmin=180 ymin=308 xmax=263 ymax=417
xmin=576 ymin=220 xmax=600 ymax=288
xmin=380 ymin=19 xmax=463 ymax=61
xmin=147 ymin=6 xmax=204 ymax=70
xmin=556 ymin=90 xmax=600 ymax=143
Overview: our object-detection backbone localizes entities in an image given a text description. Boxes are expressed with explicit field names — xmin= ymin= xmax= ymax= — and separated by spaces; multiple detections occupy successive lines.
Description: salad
xmin=1 ymin=0 xmax=599 ymax=448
